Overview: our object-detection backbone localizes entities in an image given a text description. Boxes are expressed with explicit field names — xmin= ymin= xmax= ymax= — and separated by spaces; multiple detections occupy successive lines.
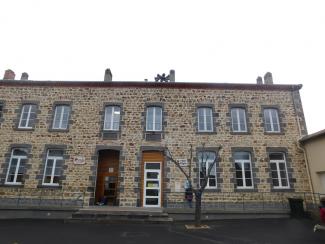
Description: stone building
xmin=0 ymin=69 xmax=311 ymax=208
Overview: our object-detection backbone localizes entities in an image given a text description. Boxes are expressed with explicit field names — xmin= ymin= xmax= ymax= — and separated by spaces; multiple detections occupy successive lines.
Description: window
xmin=146 ymin=106 xmax=162 ymax=131
xmin=197 ymin=107 xmax=213 ymax=132
xmin=53 ymin=105 xmax=70 ymax=130
xmin=42 ymin=149 xmax=64 ymax=186
xmin=18 ymin=104 xmax=37 ymax=129
xmin=104 ymin=106 xmax=120 ymax=131
xmin=231 ymin=108 xmax=247 ymax=132
xmin=269 ymin=152 xmax=289 ymax=188
xmin=5 ymin=149 xmax=28 ymax=185
xmin=264 ymin=108 xmax=280 ymax=132
xmin=198 ymin=151 xmax=217 ymax=188
xmin=234 ymin=152 xmax=253 ymax=188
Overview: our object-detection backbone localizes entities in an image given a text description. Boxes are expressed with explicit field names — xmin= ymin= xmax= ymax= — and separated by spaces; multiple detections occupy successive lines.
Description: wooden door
xmin=95 ymin=150 xmax=119 ymax=205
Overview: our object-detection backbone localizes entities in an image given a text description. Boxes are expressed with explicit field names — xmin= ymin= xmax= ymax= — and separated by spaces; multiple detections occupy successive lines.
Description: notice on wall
xmin=178 ymin=159 xmax=188 ymax=167
xmin=74 ymin=156 xmax=85 ymax=165
xmin=109 ymin=167 xmax=114 ymax=173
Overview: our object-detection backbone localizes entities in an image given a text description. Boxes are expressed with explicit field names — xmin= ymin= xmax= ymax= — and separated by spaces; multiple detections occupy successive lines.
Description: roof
xmin=299 ymin=129 xmax=325 ymax=143
xmin=0 ymin=80 xmax=302 ymax=91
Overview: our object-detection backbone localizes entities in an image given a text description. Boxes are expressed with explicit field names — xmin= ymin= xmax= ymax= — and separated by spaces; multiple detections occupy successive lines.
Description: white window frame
xmin=5 ymin=149 xmax=27 ymax=185
xmin=146 ymin=106 xmax=162 ymax=132
xmin=42 ymin=150 xmax=63 ymax=186
xmin=198 ymin=151 xmax=217 ymax=189
xmin=231 ymin=108 xmax=247 ymax=132
xmin=104 ymin=106 xmax=120 ymax=131
xmin=53 ymin=105 xmax=70 ymax=130
xmin=18 ymin=104 xmax=35 ymax=129
xmin=234 ymin=152 xmax=254 ymax=189
xmin=269 ymin=153 xmax=290 ymax=189
xmin=264 ymin=108 xmax=280 ymax=132
xmin=197 ymin=107 xmax=213 ymax=132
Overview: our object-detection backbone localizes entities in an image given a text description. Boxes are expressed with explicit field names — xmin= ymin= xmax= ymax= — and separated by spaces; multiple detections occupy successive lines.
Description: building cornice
xmin=0 ymin=80 xmax=302 ymax=91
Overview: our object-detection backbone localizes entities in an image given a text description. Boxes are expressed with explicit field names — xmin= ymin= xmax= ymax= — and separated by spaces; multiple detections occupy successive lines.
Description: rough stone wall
xmin=0 ymin=84 xmax=310 ymax=207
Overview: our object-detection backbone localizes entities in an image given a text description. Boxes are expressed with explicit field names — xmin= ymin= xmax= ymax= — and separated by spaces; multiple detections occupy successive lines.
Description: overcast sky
xmin=1 ymin=0 xmax=324 ymax=134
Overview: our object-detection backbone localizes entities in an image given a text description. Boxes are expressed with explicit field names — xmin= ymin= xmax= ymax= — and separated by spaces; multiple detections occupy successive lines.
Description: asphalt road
xmin=0 ymin=218 xmax=324 ymax=244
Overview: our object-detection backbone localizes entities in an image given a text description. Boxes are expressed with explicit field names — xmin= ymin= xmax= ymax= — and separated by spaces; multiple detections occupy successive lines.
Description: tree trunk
xmin=194 ymin=191 xmax=202 ymax=226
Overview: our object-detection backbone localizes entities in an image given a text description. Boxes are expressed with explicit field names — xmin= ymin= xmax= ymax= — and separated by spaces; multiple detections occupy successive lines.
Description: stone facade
xmin=0 ymin=80 xmax=310 ymax=207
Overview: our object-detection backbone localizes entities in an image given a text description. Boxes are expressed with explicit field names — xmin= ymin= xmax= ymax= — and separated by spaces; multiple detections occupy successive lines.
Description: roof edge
xmin=299 ymin=129 xmax=325 ymax=143
xmin=0 ymin=80 xmax=302 ymax=91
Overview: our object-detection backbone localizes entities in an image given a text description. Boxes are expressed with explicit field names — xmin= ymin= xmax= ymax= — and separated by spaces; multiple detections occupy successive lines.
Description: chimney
xmin=256 ymin=76 xmax=263 ymax=84
xmin=169 ymin=69 xmax=175 ymax=82
xmin=3 ymin=69 xmax=15 ymax=80
xmin=104 ymin=68 xmax=112 ymax=82
xmin=20 ymin=72 xmax=29 ymax=80
xmin=264 ymin=72 xmax=273 ymax=84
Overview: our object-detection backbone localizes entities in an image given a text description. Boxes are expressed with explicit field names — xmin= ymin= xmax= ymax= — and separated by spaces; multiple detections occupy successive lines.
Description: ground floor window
xmin=42 ymin=149 xmax=64 ymax=186
xmin=269 ymin=152 xmax=289 ymax=189
xmin=5 ymin=148 xmax=28 ymax=185
xmin=234 ymin=151 xmax=253 ymax=188
xmin=198 ymin=151 xmax=217 ymax=188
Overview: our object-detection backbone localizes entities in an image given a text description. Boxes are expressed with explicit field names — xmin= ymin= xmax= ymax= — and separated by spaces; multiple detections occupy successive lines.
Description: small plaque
xmin=109 ymin=167 xmax=114 ymax=173
xmin=178 ymin=159 xmax=188 ymax=167
xmin=74 ymin=156 xmax=85 ymax=165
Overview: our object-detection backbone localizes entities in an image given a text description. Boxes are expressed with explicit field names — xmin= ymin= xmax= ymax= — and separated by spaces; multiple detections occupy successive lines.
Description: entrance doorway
xmin=143 ymin=162 xmax=161 ymax=207
xmin=95 ymin=150 xmax=119 ymax=206
xmin=142 ymin=151 xmax=164 ymax=207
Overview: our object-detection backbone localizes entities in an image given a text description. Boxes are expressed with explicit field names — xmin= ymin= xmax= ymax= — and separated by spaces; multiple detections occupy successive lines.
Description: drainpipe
xmin=297 ymin=140 xmax=316 ymax=204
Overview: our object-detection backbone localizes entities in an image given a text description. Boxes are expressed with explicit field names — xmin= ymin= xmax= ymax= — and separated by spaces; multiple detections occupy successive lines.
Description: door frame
xmin=143 ymin=162 xmax=162 ymax=207
xmin=94 ymin=149 xmax=120 ymax=205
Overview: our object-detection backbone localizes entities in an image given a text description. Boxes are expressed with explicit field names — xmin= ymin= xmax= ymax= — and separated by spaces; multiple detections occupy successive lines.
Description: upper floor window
xmin=264 ymin=108 xmax=280 ymax=132
xmin=104 ymin=106 xmax=120 ymax=131
xmin=53 ymin=105 xmax=70 ymax=130
xmin=5 ymin=148 xmax=28 ymax=185
xmin=231 ymin=108 xmax=247 ymax=132
xmin=43 ymin=149 xmax=64 ymax=186
xmin=234 ymin=152 xmax=253 ymax=189
xmin=18 ymin=104 xmax=37 ymax=129
xmin=197 ymin=107 xmax=213 ymax=132
xmin=269 ymin=152 xmax=289 ymax=189
xmin=146 ymin=106 xmax=162 ymax=132
xmin=198 ymin=151 xmax=217 ymax=188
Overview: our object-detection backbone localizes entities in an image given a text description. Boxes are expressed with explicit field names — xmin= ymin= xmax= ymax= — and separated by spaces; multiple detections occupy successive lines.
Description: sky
xmin=0 ymin=0 xmax=324 ymax=134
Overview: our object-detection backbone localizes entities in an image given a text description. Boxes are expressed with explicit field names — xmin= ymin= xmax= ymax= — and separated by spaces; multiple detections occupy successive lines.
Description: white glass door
xmin=143 ymin=162 xmax=161 ymax=207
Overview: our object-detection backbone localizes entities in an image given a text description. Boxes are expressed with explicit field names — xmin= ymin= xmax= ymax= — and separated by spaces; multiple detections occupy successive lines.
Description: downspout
xmin=291 ymin=89 xmax=315 ymax=203
xmin=297 ymin=141 xmax=315 ymax=195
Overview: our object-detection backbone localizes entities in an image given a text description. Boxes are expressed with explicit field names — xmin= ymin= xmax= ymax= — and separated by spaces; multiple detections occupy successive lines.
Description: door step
xmin=67 ymin=208 xmax=173 ymax=223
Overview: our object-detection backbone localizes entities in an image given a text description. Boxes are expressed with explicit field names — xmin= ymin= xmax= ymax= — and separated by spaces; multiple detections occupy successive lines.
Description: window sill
xmin=102 ymin=131 xmax=120 ymax=140
xmin=15 ymin=127 xmax=35 ymax=131
xmin=2 ymin=183 xmax=24 ymax=187
xmin=230 ymin=131 xmax=250 ymax=135
xmin=48 ymin=128 xmax=69 ymax=133
xmin=264 ymin=131 xmax=284 ymax=135
xmin=270 ymin=188 xmax=294 ymax=192
xmin=145 ymin=131 xmax=163 ymax=141
xmin=37 ymin=184 xmax=62 ymax=189
xmin=203 ymin=188 xmax=221 ymax=193
xmin=234 ymin=188 xmax=257 ymax=192
xmin=196 ymin=131 xmax=217 ymax=135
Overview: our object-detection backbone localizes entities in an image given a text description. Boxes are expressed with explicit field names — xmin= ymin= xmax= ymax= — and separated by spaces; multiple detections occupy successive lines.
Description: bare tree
xmin=166 ymin=144 xmax=222 ymax=226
